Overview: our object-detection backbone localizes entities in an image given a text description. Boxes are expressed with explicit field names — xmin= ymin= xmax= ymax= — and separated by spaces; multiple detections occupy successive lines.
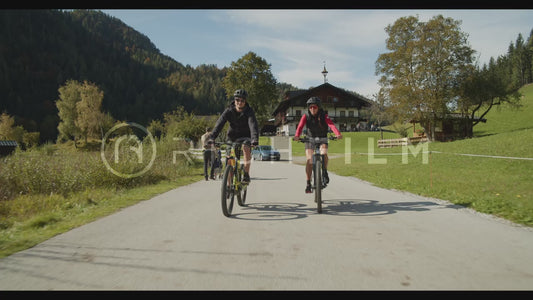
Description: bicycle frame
xmin=297 ymin=136 xmax=336 ymax=213
xmin=215 ymin=139 xmax=252 ymax=217
xmin=225 ymin=143 xmax=245 ymax=192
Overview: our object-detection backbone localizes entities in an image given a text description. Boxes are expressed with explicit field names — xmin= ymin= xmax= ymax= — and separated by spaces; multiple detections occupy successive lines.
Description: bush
xmin=0 ymin=138 xmax=198 ymax=202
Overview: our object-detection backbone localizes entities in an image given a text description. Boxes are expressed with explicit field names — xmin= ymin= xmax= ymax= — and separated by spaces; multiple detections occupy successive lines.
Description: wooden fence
xmin=377 ymin=136 xmax=428 ymax=148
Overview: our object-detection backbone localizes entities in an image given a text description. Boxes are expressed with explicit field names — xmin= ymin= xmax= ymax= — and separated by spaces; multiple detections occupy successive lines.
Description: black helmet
xmin=233 ymin=89 xmax=248 ymax=99
xmin=306 ymin=96 xmax=321 ymax=107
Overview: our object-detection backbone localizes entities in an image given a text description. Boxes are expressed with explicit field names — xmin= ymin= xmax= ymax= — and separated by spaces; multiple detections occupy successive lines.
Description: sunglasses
xmin=309 ymin=105 xmax=318 ymax=109
xmin=235 ymin=97 xmax=246 ymax=102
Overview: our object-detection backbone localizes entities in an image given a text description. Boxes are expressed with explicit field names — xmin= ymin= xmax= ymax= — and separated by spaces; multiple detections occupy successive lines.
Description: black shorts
xmin=227 ymin=130 xmax=251 ymax=142
xmin=304 ymin=140 xmax=328 ymax=150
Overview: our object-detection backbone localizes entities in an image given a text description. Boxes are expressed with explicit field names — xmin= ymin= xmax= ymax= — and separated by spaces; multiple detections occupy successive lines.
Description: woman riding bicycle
xmin=293 ymin=97 xmax=342 ymax=193
xmin=208 ymin=89 xmax=259 ymax=183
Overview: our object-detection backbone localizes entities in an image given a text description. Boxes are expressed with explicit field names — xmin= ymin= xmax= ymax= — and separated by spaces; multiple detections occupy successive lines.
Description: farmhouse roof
xmin=272 ymin=82 xmax=372 ymax=116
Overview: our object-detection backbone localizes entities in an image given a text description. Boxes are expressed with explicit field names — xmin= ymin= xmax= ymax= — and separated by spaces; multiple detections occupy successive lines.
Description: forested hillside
xmin=0 ymin=9 xmax=229 ymax=142
xmin=4 ymin=10 xmax=530 ymax=144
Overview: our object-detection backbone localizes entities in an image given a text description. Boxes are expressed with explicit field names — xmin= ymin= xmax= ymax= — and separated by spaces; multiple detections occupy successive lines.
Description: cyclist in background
xmin=212 ymin=144 xmax=222 ymax=179
xmin=208 ymin=89 xmax=259 ymax=183
xmin=200 ymin=128 xmax=216 ymax=180
xmin=293 ymin=97 xmax=342 ymax=193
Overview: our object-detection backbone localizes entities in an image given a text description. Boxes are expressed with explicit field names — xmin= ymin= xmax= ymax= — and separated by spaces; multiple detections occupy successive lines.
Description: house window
xmin=348 ymin=111 xmax=354 ymax=117
xmin=295 ymin=110 xmax=301 ymax=117
xmin=340 ymin=111 xmax=346 ymax=117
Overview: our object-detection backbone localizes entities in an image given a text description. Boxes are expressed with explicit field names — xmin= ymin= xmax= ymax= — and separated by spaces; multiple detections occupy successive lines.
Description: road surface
xmin=1 ymin=160 xmax=533 ymax=290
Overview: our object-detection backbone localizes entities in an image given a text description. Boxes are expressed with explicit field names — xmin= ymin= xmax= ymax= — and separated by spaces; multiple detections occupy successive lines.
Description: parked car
xmin=252 ymin=145 xmax=281 ymax=161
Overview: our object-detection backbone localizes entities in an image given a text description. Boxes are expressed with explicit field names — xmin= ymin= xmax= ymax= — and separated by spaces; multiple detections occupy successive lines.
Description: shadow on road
xmin=323 ymin=199 xmax=441 ymax=216
xmin=232 ymin=203 xmax=309 ymax=221
xmin=250 ymin=177 xmax=288 ymax=181
xmin=231 ymin=199 xmax=445 ymax=221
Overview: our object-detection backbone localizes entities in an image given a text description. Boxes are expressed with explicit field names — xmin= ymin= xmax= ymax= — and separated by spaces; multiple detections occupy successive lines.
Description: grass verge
xmin=0 ymin=166 xmax=203 ymax=258
xmin=293 ymin=84 xmax=533 ymax=227
xmin=290 ymin=130 xmax=532 ymax=227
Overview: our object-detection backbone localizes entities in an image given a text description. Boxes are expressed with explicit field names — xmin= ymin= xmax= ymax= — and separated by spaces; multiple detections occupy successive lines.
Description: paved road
xmin=1 ymin=160 xmax=533 ymax=290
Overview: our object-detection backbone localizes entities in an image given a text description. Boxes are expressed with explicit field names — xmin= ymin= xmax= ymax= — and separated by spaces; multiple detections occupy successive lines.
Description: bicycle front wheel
xmin=314 ymin=157 xmax=322 ymax=213
xmin=221 ymin=165 xmax=235 ymax=217
xmin=238 ymin=185 xmax=247 ymax=206
xmin=237 ymin=165 xmax=247 ymax=206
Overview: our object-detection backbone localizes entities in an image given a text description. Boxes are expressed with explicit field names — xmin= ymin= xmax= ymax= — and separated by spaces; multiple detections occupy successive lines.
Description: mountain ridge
xmin=0 ymin=9 xmax=228 ymax=142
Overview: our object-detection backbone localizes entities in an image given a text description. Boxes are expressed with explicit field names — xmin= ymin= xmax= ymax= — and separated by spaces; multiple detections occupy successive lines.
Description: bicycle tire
xmin=237 ymin=164 xmax=248 ymax=206
xmin=239 ymin=185 xmax=247 ymax=206
xmin=238 ymin=165 xmax=248 ymax=206
xmin=235 ymin=165 xmax=243 ymax=206
xmin=314 ymin=157 xmax=322 ymax=213
xmin=221 ymin=165 xmax=235 ymax=217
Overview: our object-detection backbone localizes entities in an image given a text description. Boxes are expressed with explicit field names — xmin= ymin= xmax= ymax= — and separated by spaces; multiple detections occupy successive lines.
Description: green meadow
xmin=1 ymin=84 xmax=532 ymax=258
xmin=294 ymin=84 xmax=533 ymax=227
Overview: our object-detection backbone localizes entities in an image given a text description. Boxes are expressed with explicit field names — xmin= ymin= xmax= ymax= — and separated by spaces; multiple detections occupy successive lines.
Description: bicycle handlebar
xmin=295 ymin=136 xmax=337 ymax=144
xmin=209 ymin=137 xmax=257 ymax=147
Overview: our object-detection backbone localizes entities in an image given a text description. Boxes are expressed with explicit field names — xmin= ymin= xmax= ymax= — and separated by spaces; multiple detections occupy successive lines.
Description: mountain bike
xmin=213 ymin=138 xmax=254 ymax=217
xmin=297 ymin=135 xmax=337 ymax=214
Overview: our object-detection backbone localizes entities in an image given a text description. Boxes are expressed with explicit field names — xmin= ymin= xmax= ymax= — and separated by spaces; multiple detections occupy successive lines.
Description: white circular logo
xmin=100 ymin=122 xmax=157 ymax=178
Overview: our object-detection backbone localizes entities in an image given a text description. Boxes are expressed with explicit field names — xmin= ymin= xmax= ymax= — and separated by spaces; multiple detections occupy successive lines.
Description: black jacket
xmin=305 ymin=109 xmax=328 ymax=137
xmin=209 ymin=102 xmax=259 ymax=142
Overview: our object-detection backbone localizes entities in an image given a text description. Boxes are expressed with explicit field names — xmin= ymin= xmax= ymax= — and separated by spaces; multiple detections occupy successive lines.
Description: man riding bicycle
xmin=293 ymin=97 xmax=342 ymax=193
xmin=208 ymin=89 xmax=259 ymax=183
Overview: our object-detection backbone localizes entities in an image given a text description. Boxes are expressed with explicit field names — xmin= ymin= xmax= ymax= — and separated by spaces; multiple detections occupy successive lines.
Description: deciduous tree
xmin=222 ymin=51 xmax=278 ymax=126
xmin=375 ymin=15 xmax=476 ymax=140
xmin=75 ymin=81 xmax=105 ymax=144
xmin=0 ymin=112 xmax=23 ymax=143
xmin=56 ymin=80 xmax=82 ymax=143
xmin=56 ymin=80 xmax=114 ymax=145
xmin=458 ymin=58 xmax=521 ymax=135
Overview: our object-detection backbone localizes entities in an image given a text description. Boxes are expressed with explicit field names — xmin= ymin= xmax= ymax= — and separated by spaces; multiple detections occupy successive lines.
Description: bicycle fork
xmin=229 ymin=161 xmax=245 ymax=194
xmin=312 ymin=153 xmax=327 ymax=190
xmin=235 ymin=164 xmax=243 ymax=191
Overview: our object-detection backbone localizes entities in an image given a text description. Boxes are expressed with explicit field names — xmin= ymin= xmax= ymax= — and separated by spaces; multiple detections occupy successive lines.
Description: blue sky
xmin=101 ymin=9 xmax=533 ymax=99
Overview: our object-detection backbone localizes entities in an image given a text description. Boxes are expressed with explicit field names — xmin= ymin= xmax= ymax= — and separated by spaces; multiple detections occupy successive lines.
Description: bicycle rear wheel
xmin=314 ymin=157 xmax=322 ymax=213
xmin=221 ymin=165 xmax=235 ymax=217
